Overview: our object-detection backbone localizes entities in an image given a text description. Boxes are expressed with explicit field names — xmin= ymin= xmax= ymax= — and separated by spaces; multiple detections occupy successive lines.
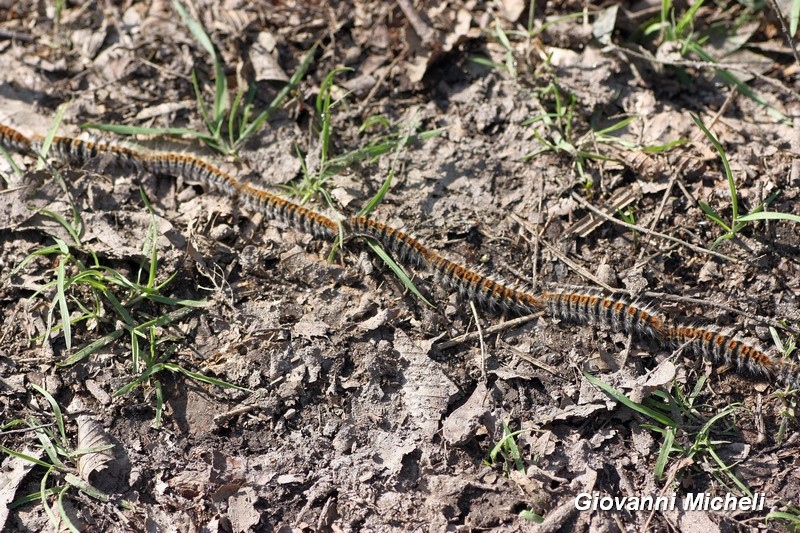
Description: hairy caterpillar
xmin=346 ymin=216 xmax=544 ymax=315
xmin=2 ymin=122 xmax=797 ymax=391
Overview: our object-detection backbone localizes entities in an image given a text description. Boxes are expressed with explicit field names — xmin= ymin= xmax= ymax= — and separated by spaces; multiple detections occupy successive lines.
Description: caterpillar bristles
xmin=541 ymin=288 xmax=665 ymax=342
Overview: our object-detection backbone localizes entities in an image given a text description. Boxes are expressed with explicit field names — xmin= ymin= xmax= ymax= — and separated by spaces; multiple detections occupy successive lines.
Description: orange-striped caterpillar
xmin=141 ymin=152 xmax=240 ymax=197
xmin=40 ymin=135 xmax=142 ymax=171
xmin=666 ymin=325 xmax=800 ymax=389
xmin=0 ymin=124 xmax=32 ymax=154
xmin=1 ymin=122 xmax=797 ymax=391
xmin=241 ymin=183 xmax=338 ymax=239
xmin=541 ymin=288 xmax=666 ymax=341
xmin=346 ymin=216 xmax=544 ymax=315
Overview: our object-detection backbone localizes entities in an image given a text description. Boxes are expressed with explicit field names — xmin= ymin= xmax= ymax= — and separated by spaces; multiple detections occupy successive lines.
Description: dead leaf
xmin=499 ymin=0 xmax=526 ymax=22
xmin=442 ymin=381 xmax=490 ymax=445
xmin=396 ymin=330 xmax=458 ymax=437
xmin=227 ymin=487 xmax=261 ymax=533
xmin=249 ymin=31 xmax=288 ymax=83
xmin=0 ymin=449 xmax=41 ymax=530
xmin=76 ymin=415 xmax=115 ymax=483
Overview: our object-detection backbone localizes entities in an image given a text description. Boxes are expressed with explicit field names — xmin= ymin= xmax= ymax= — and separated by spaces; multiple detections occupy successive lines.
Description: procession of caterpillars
xmin=2 ymin=123 xmax=798 ymax=390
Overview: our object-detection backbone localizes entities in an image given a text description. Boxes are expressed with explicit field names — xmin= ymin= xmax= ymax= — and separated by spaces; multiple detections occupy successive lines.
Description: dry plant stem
xmin=469 ymin=300 xmax=488 ymax=382
xmin=532 ymin=168 xmax=545 ymax=287
xmin=766 ymin=0 xmax=800 ymax=66
xmin=511 ymin=213 xmax=616 ymax=292
xmin=569 ymin=191 xmax=734 ymax=262
xmin=499 ymin=339 xmax=561 ymax=375
xmin=436 ymin=313 xmax=543 ymax=349
xmin=396 ymin=0 xmax=435 ymax=45
xmin=792 ymin=103 xmax=800 ymax=187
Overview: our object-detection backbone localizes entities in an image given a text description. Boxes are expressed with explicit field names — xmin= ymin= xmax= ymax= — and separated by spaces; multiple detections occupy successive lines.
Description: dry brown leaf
xmin=0 ymin=448 xmax=41 ymax=530
xmin=442 ymin=381 xmax=489 ymax=445
xmin=249 ymin=31 xmax=288 ymax=83
xmin=76 ymin=414 xmax=114 ymax=482
xmin=396 ymin=330 xmax=458 ymax=437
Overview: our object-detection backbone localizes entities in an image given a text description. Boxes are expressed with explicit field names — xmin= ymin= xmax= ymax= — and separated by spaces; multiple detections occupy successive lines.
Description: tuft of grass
xmin=283 ymin=69 xmax=441 ymax=306
xmin=767 ymin=506 xmax=800 ymax=531
xmin=468 ymin=12 xmax=586 ymax=78
xmin=85 ymin=0 xmax=316 ymax=156
xmin=483 ymin=420 xmax=544 ymax=524
xmin=641 ymin=0 xmax=787 ymax=122
xmin=469 ymin=18 xmax=518 ymax=78
xmin=524 ymin=80 xmax=684 ymax=188
xmin=691 ymin=113 xmax=800 ymax=249
xmin=584 ymin=371 xmax=751 ymax=492
xmin=10 ymin=188 xmax=244 ymax=426
xmin=1 ymin=384 xmax=126 ymax=531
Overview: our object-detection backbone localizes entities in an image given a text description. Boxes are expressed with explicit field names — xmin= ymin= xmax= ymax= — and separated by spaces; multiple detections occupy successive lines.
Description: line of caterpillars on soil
xmin=1 ymin=123 xmax=797 ymax=390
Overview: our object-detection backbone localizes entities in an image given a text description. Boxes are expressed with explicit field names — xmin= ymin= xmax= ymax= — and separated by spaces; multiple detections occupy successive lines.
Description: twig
xmin=436 ymin=312 xmax=543 ymax=350
xmin=469 ymin=301 xmax=488 ymax=382
xmin=766 ymin=0 xmax=800 ymax=67
xmin=569 ymin=192 xmax=735 ymax=262
xmin=396 ymin=0 xmax=435 ymax=45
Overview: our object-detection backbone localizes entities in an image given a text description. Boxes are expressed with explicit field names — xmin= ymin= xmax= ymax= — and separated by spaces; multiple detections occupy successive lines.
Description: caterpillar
xmin=1 ymin=122 xmax=797 ymax=391
xmin=141 ymin=152 xmax=240 ymax=197
xmin=0 ymin=124 xmax=336 ymax=239
xmin=39 ymin=135 xmax=142 ymax=170
xmin=241 ymin=183 xmax=339 ymax=239
xmin=665 ymin=325 xmax=800 ymax=389
xmin=0 ymin=124 xmax=33 ymax=154
xmin=346 ymin=216 xmax=544 ymax=315
xmin=541 ymin=288 xmax=665 ymax=342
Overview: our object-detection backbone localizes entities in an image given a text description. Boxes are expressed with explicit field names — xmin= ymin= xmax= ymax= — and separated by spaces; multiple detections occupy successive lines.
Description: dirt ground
xmin=2 ymin=0 xmax=800 ymax=531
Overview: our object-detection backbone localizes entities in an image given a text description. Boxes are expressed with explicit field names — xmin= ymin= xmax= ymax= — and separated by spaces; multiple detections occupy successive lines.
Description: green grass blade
xmin=153 ymin=380 xmax=164 ymax=428
xmin=64 ymin=473 xmax=110 ymax=502
xmin=29 ymin=383 xmax=67 ymax=444
xmin=583 ymin=372 xmax=677 ymax=427
xmin=162 ymin=362 xmax=251 ymax=391
xmin=56 ymin=486 xmax=81 ymax=533
xmin=359 ymin=115 xmax=391 ymax=133
xmin=58 ymin=329 xmax=125 ymax=367
xmin=83 ymin=122 xmax=216 ymax=144
xmin=34 ymin=427 xmax=62 ymax=468
xmin=0 ymin=445 xmax=53 ymax=468
xmin=0 ymin=144 xmax=24 ymax=180
xmin=54 ymin=246 xmax=72 ymax=351
xmin=593 ymin=116 xmax=637 ymax=136
xmin=357 ymin=115 xmax=417 ymax=217
xmin=190 ymin=68 xmax=212 ymax=129
xmin=363 ymin=238 xmax=434 ymax=308
xmin=641 ymin=138 xmax=688 ymax=153
xmin=171 ymin=0 xmax=227 ymax=125
xmin=113 ymin=362 xmax=164 ymax=397
xmin=675 ymin=0 xmax=704 ymax=37
xmin=691 ymin=113 xmax=738 ymax=221
xmin=737 ymin=211 xmax=800 ymax=223
xmin=142 ymin=294 xmax=209 ymax=307
xmin=36 ymin=104 xmax=68 ymax=170
xmin=654 ymin=427 xmax=675 ymax=479
xmin=698 ymin=201 xmax=730 ymax=231
xmin=235 ymin=43 xmax=318 ymax=149
xmin=38 ymin=208 xmax=82 ymax=246
xmin=40 ymin=468 xmax=60 ymax=529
